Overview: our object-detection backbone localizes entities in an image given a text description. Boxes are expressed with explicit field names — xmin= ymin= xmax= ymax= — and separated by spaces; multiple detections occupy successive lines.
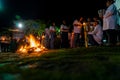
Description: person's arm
xmin=60 ymin=25 xmax=69 ymax=32
xmin=73 ymin=20 xmax=78 ymax=26
xmin=103 ymin=12 xmax=113 ymax=18
xmin=104 ymin=4 xmax=116 ymax=18
xmin=88 ymin=26 xmax=97 ymax=35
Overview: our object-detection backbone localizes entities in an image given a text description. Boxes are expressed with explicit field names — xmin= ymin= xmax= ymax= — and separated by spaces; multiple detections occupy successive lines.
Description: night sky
xmin=0 ymin=0 xmax=106 ymax=28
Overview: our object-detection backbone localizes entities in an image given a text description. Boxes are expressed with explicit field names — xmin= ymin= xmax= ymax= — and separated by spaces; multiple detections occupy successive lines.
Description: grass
xmin=0 ymin=46 xmax=120 ymax=80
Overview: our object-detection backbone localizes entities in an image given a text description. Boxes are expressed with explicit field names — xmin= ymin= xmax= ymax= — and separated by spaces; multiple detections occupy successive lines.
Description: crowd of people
xmin=41 ymin=0 xmax=120 ymax=49
xmin=0 ymin=0 xmax=120 ymax=52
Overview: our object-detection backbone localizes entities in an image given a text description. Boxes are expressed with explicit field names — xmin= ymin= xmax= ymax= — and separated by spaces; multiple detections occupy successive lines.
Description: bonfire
xmin=17 ymin=34 xmax=46 ymax=54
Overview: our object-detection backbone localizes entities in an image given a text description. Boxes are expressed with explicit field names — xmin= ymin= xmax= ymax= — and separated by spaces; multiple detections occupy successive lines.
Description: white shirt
xmin=45 ymin=28 xmax=50 ymax=35
xmin=60 ymin=24 xmax=69 ymax=32
xmin=88 ymin=24 xmax=103 ymax=44
xmin=103 ymin=4 xmax=117 ymax=30
xmin=73 ymin=20 xmax=82 ymax=33
xmin=49 ymin=26 xmax=56 ymax=32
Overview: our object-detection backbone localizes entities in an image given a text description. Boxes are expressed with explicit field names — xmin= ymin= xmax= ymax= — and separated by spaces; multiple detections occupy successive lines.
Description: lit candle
xmin=83 ymin=22 xmax=88 ymax=48
xmin=83 ymin=22 xmax=86 ymax=27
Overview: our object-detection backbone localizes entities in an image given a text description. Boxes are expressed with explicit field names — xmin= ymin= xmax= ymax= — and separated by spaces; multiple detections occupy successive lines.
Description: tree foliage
xmin=23 ymin=19 xmax=46 ymax=36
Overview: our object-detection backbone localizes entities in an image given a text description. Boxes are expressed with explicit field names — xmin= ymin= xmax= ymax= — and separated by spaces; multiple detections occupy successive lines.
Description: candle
xmin=83 ymin=22 xmax=88 ymax=48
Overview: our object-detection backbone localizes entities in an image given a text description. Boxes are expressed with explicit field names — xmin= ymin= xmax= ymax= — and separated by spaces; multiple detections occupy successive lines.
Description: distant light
xmin=17 ymin=23 xmax=23 ymax=28
xmin=0 ymin=0 xmax=3 ymax=11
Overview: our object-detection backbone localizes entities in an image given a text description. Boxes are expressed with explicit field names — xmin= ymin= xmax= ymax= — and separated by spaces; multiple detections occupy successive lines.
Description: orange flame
xmin=17 ymin=34 xmax=45 ymax=53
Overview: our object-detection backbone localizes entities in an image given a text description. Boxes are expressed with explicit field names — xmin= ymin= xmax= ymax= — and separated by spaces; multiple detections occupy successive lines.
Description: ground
xmin=0 ymin=46 xmax=120 ymax=80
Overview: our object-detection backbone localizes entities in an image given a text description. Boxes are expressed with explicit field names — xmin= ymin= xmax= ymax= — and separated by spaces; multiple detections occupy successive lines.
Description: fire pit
xmin=17 ymin=34 xmax=46 ymax=54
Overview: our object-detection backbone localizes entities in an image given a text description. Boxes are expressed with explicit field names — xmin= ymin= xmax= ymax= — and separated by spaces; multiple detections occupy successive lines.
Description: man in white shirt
xmin=73 ymin=17 xmax=83 ymax=47
xmin=88 ymin=21 xmax=103 ymax=46
xmin=60 ymin=20 xmax=69 ymax=48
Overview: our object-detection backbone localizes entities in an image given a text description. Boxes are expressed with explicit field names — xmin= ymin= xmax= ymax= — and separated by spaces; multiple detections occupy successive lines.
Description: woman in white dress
xmin=103 ymin=0 xmax=117 ymax=46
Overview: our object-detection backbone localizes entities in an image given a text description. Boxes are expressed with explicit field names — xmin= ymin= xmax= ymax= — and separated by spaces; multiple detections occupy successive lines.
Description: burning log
xmin=17 ymin=34 xmax=46 ymax=54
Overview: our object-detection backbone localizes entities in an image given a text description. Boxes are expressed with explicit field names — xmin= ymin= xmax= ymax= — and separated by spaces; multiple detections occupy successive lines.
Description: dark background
xmin=0 ymin=0 xmax=106 ymax=28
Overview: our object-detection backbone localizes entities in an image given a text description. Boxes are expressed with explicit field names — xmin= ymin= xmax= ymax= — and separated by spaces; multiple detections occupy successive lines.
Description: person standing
xmin=72 ymin=17 xmax=83 ymax=48
xmin=103 ymin=0 xmax=117 ymax=46
xmin=49 ymin=21 xmax=56 ymax=49
xmin=60 ymin=20 xmax=69 ymax=48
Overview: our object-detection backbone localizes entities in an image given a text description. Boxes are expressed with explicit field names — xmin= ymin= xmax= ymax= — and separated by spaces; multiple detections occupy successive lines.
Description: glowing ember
xmin=17 ymin=34 xmax=46 ymax=53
